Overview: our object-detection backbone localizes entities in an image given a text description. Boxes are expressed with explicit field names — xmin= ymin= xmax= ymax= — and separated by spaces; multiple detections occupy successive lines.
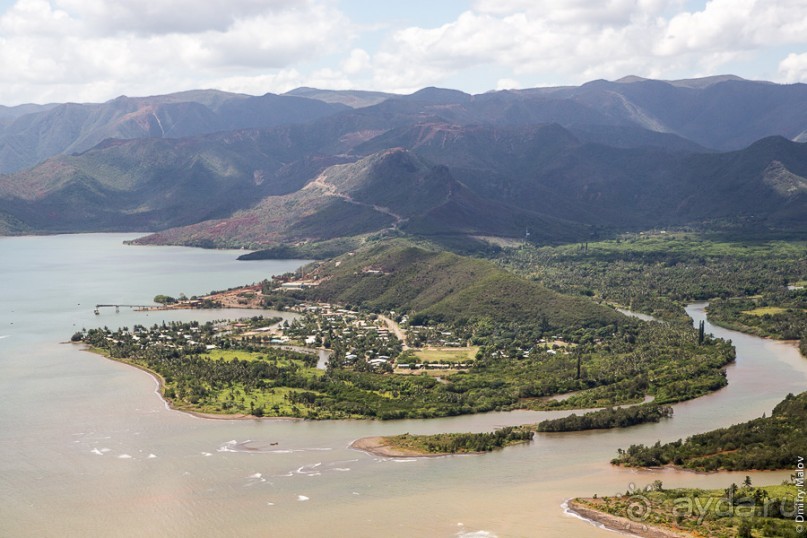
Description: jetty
xmin=94 ymin=304 xmax=153 ymax=315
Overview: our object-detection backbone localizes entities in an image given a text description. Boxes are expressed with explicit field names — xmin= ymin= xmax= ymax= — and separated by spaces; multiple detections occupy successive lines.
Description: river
xmin=1 ymin=234 xmax=805 ymax=537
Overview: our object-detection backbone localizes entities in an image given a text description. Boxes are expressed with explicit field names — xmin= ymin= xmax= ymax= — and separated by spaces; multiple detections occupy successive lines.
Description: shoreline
xmin=565 ymin=500 xmax=693 ymax=538
xmin=349 ymin=436 xmax=453 ymax=458
xmin=76 ymin=343 xmax=302 ymax=422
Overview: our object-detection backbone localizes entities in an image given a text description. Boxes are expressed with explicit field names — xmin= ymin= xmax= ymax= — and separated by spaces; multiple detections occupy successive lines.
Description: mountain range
xmin=0 ymin=75 xmax=805 ymax=247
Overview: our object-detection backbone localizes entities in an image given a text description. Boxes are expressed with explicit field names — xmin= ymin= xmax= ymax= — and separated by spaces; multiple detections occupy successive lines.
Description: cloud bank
xmin=0 ymin=0 xmax=805 ymax=104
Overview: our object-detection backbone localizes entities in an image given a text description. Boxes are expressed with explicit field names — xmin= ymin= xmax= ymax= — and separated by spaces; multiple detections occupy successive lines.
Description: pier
xmin=94 ymin=304 xmax=153 ymax=315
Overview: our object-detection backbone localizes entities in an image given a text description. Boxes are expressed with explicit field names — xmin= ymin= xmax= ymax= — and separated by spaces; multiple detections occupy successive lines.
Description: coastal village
xmin=99 ymin=274 xmax=579 ymax=375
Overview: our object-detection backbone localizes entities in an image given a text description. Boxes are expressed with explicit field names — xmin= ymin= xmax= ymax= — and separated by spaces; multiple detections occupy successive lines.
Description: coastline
xmin=76 ymin=343 xmax=301 ymax=422
xmin=349 ymin=436 xmax=451 ymax=458
xmin=565 ymin=500 xmax=693 ymax=538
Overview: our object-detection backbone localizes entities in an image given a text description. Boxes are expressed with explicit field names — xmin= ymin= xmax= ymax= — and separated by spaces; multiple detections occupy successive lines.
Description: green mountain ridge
xmin=300 ymin=240 xmax=622 ymax=328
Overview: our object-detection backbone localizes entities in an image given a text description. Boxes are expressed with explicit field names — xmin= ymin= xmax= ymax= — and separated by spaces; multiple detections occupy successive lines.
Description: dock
xmin=94 ymin=304 xmax=153 ymax=315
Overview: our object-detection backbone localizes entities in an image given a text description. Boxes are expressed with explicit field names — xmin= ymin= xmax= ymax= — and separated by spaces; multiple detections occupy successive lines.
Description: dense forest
xmin=611 ymin=391 xmax=807 ymax=471
xmin=536 ymin=404 xmax=673 ymax=432
xmin=499 ymin=234 xmax=807 ymax=323
xmin=707 ymin=288 xmax=807 ymax=342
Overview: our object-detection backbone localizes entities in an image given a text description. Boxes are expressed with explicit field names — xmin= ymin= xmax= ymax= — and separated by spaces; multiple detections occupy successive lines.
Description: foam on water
xmin=561 ymin=500 xmax=632 ymax=536
xmin=218 ymin=440 xmax=333 ymax=454
xmin=245 ymin=472 xmax=268 ymax=486
xmin=456 ymin=525 xmax=498 ymax=538
xmin=147 ymin=454 xmax=157 ymax=459
xmin=295 ymin=463 xmax=322 ymax=476
xmin=297 ymin=495 xmax=309 ymax=502
xmin=117 ymin=454 xmax=132 ymax=459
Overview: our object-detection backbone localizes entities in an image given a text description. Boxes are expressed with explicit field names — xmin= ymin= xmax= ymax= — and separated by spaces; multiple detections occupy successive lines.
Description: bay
xmin=1 ymin=234 xmax=805 ymax=537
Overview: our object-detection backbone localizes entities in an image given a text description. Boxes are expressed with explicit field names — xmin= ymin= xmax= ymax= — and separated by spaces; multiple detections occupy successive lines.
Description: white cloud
xmin=214 ymin=69 xmax=304 ymax=96
xmin=496 ymin=78 xmax=520 ymax=90
xmin=779 ymin=52 xmax=807 ymax=83
xmin=342 ymin=48 xmax=371 ymax=75
xmin=368 ymin=0 xmax=807 ymax=92
xmin=53 ymin=0 xmax=298 ymax=36
xmin=0 ymin=0 xmax=805 ymax=104
xmin=0 ymin=0 xmax=353 ymax=104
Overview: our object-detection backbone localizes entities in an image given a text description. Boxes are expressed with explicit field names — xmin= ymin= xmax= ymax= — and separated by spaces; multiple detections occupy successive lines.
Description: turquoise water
xmin=1 ymin=234 xmax=805 ymax=537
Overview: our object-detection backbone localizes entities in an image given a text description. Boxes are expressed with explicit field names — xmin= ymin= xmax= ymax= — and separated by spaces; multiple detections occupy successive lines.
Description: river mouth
xmin=2 ymin=235 xmax=806 ymax=538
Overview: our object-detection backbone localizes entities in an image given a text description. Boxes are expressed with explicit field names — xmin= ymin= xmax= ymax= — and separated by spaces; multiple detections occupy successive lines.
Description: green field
xmin=741 ymin=306 xmax=789 ymax=316
xmin=205 ymin=349 xmax=265 ymax=362
xmin=412 ymin=347 xmax=478 ymax=363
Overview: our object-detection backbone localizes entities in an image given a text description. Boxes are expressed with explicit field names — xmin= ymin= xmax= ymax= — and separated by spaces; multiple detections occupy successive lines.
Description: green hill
xmin=303 ymin=240 xmax=621 ymax=328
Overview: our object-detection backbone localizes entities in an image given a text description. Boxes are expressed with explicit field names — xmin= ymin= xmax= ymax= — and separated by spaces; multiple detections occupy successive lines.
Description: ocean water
xmin=1 ymin=234 xmax=805 ymax=537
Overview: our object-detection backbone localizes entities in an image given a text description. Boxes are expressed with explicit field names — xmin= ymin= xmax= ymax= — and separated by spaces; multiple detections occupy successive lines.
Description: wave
xmin=218 ymin=440 xmax=332 ymax=454
xmin=561 ymin=499 xmax=637 ymax=536
xmin=246 ymin=472 xmax=268 ymax=484
xmin=295 ymin=463 xmax=322 ymax=476
xmin=456 ymin=530 xmax=497 ymax=538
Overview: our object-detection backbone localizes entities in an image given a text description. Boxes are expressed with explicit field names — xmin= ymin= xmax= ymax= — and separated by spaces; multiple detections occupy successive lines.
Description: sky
xmin=0 ymin=0 xmax=806 ymax=105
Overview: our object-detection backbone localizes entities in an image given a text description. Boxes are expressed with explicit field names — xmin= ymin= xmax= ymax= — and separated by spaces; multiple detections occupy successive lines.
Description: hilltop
xmin=289 ymin=240 xmax=624 ymax=328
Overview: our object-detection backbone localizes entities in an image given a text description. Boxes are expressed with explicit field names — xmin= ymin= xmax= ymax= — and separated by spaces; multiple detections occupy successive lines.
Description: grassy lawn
xmin=393 ymin=367 xmax=463 ymax=377
xmin=741 ymin=306 xmax=788 ymax=316
xmin=204 ymin=349 xmax=318 ymax=375
xmin=205 ymin=349 xmax=265 ymax=362
xmin=412 ymin=346 xmax=479 ymax=363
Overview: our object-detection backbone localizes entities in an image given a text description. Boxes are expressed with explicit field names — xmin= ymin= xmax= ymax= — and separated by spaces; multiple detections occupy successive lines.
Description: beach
xmin=566 ymin=500 xmax=694 ymax=538
xmin=349 ymin=436 xmax=448 ymax=458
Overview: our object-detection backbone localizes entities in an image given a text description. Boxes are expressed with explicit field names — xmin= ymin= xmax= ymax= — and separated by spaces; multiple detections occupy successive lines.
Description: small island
xmin=536 ymin=404 xmax=673 ymax=432
xmin=350 ymin=426 xmax=535 ymax=457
